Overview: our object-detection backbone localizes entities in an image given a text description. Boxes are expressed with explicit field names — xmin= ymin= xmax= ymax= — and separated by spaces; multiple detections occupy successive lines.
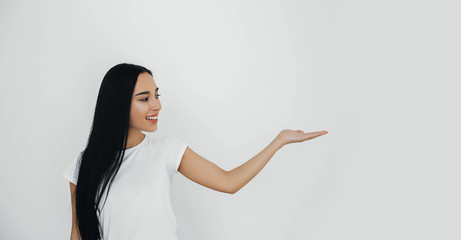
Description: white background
xmin=0 ymin=0 xmax=459 ymax=239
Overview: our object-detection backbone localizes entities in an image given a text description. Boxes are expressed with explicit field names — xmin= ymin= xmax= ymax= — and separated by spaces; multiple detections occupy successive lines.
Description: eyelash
xmin=141 ymin=94 xmax=161 ymax=101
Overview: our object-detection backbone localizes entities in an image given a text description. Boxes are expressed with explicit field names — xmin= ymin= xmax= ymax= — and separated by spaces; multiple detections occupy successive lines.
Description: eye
xmin=140 ymin=94 xmax=161 ymax=102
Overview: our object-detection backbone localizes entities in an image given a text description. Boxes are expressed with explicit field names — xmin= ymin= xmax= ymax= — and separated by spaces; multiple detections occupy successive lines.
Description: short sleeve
xmin=62 ymin=152 xmax=82 ymax=185
xmin=167 ymin=136 xmax=188 ymax=175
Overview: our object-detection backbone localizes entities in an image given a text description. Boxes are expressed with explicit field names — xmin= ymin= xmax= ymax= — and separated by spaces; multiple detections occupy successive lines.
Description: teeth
xmin=146 ymin=116 xmax=158 ymax=120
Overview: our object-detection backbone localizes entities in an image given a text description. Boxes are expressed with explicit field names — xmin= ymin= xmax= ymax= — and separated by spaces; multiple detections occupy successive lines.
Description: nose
xmin=150 ymin=97 xmax=161 ymax=111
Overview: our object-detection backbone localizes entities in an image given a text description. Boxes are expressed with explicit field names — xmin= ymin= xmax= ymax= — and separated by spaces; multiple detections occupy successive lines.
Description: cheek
xmin=131 ymin=101 xmax=148 ymax=118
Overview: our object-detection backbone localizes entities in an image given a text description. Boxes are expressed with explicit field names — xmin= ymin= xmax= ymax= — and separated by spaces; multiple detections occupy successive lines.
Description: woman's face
xmin=129 ymin=72 xmax=162 ymax=132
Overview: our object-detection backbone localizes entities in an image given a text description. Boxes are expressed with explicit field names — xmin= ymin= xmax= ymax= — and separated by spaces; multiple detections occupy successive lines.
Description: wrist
xmin=272 ymin=136 xmax=285 ymax=149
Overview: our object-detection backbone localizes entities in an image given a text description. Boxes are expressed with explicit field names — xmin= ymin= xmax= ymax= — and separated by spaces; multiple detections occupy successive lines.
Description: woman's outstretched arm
xmin=227 ymin=129 xmax=328 ymax=194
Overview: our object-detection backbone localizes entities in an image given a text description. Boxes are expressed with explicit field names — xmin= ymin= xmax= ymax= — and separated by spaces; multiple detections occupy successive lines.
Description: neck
xmin=125 ymin=129 xmax=145 ymax=149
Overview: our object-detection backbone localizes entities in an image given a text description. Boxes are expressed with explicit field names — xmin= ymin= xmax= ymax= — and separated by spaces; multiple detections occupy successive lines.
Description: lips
xmin=146 ymin=117 xmax=158 ymax=124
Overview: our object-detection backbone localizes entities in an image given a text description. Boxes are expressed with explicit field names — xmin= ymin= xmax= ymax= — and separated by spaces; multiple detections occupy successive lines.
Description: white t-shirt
xmin=62 ymin=133 xmax=188 ymax=240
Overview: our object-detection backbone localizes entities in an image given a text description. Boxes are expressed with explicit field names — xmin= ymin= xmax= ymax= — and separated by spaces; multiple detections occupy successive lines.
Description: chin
xmin=145 ymin=126 xmax=158 ymax=133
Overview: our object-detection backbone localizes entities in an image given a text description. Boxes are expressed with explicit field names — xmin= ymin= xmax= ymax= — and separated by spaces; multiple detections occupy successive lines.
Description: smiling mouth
xmin=146 ymin=116 xmax=158 ymax=124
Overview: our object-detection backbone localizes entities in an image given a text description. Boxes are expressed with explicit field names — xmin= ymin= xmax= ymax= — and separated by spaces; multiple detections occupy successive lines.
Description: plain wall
xmin=0 ymin=0 xmax=459 ymax=239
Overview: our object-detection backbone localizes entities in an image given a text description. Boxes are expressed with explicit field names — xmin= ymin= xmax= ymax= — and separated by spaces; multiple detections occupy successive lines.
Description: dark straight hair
xmin=74 ymin=63 xmax=153 ymax=240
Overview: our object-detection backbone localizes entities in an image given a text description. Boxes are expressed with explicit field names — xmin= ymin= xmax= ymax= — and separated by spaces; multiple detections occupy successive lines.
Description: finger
xmin=315 ymin=130 xmax=328 ymax=136
xmin=303 ymin=131 xmax=327 ymax=139
xmin=305 ymin=131 xmax=324 ymax=136
xmin=302 ymin=132 xmax=321 ymax=140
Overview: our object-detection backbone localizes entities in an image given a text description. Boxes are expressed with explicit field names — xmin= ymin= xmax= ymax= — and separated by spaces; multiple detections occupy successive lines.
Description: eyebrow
xmin=135 ymin=87 xmax=159 ymax=96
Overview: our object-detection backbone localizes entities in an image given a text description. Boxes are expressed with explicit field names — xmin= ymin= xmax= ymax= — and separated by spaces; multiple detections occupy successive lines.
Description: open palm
xmin=277 ymin=129 xmax=328 ymax=145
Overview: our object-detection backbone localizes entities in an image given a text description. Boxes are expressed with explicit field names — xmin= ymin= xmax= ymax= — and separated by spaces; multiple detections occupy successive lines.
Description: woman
xmin=62 ymin=63 xmax=328 ymax=240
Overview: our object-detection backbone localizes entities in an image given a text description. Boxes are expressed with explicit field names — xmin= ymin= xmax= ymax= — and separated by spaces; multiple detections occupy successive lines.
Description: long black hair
xmin=74 ymin=63 xmax=153 ymax=239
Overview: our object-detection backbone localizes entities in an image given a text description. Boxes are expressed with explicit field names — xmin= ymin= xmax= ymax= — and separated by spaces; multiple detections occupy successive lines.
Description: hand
xmin=276 ymin=129 xmax=328 ymax=146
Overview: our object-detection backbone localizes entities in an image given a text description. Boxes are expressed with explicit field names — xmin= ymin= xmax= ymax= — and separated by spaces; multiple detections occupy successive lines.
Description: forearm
xmin=227 ymin=137 xmax=284 ymax=193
